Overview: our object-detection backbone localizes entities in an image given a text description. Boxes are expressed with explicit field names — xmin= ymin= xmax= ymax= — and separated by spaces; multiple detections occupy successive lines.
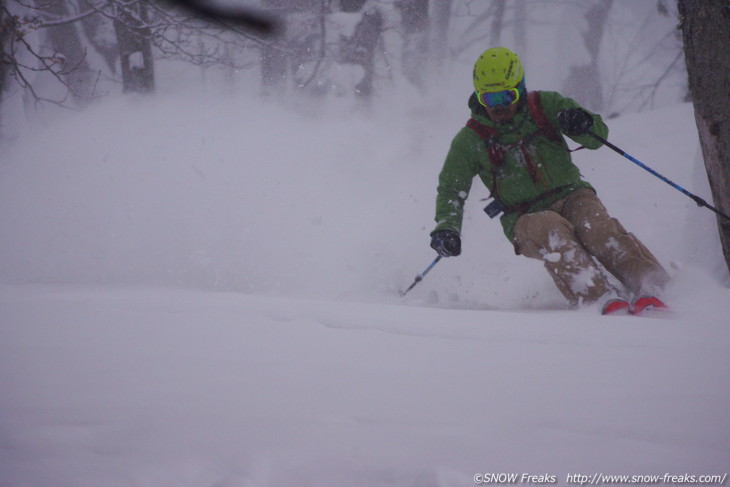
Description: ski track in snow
xmin=1 ymin=280 xmax=729 ymax=486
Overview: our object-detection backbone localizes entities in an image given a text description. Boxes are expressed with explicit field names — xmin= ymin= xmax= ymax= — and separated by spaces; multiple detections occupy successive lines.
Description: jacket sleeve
xmin=433 ymin=128 xmax=483 ymax=235
xmin=540 ymin=91 xmax=608 ymax=149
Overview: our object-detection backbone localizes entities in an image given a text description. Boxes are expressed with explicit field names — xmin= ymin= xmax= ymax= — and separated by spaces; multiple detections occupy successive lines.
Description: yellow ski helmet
xmin=473 ymin=47 xmax=524 ymax=92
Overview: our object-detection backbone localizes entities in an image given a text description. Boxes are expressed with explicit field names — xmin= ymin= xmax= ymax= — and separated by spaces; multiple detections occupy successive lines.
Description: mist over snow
xmin=0 ymin=91 xmax=445 ymax=297
xmin=1 ymin=2 xmax=730 ymax=485
xmin=0 ymin=90 xmax=726 ymax=306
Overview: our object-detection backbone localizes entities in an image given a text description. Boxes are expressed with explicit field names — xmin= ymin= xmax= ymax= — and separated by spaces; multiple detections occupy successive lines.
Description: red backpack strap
xmin=466 ymin=117 xmax=495 ymax=140
xmin=528 ymin=91 xmax=585 ymax=152
xmin=466 ymin=118 xmax=504 ymax=167
xmin=466 ymin=117 xmax=504 ymax=199
xmin=526 ymin=91 xmax=561 ymax=143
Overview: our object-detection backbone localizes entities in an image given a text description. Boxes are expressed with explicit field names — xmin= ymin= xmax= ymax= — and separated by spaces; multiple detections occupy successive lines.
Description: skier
xmin=429 ymin=47 xmax=670 ymax=313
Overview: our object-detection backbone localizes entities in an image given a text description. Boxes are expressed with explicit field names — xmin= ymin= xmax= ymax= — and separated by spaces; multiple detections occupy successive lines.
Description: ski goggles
xmin=476 ymin=79 xmax=526 ymax=108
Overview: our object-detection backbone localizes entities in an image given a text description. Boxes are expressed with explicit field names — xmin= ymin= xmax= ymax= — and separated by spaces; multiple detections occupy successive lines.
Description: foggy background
xmin=1 ymin=0 xmax=686 ymax=140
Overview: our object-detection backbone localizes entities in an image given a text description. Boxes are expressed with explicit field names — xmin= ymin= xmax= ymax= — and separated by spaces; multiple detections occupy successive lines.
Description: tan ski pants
xmin=513 ymin=188 xmax=670 ymax=305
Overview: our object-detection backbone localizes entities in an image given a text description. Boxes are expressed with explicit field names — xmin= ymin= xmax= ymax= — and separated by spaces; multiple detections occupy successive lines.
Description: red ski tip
xmin=631 ymin=296 xmax=667 ymax=315
xmin=601 ymin=298 xmax=631 ymax=315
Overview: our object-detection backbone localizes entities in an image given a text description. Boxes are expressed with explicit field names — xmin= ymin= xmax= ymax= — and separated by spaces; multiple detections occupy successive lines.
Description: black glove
xmin=430 ymin=229 xmax=461 ymax=257
xmin=558 ymin=108 xmax=593 ymax=135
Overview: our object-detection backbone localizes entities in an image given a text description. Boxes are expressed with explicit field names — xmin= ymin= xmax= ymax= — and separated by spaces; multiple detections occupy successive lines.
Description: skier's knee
xmin=513 ymin=211 xmax=575 ymax=259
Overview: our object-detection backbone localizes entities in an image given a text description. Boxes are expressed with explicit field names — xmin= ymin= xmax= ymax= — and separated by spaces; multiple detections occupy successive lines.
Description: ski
xmin=601 ymin=298 xmax=631 ymax=315
xmin=601 ymin=296 xmax=668 ymax=316
xmin=630 ymin=296 xmax=668 ymax=315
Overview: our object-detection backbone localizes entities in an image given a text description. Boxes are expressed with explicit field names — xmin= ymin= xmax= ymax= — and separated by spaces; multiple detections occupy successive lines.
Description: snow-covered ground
xmin=1 ymin=91 xmax=729 ymax=486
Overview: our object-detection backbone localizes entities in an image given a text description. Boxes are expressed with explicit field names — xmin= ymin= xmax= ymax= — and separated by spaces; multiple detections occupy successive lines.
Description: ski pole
xmin=400 ymin=255 xmax=442 ymax=297
xmin=589 ymin=131 xmax=730 ymax=222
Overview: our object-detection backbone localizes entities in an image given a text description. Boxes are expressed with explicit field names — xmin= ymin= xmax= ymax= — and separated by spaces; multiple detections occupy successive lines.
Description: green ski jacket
xmin=433 ymin=90 xmax=608 ymax=242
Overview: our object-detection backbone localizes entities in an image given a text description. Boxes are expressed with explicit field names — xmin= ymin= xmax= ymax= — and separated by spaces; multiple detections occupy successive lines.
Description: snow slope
xmin=1 ymin=92 xmax=729 ymax=486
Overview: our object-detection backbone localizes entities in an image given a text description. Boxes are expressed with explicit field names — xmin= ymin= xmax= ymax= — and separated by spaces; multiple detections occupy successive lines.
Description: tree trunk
xmin=260 ymin=39 xmax=288 ymax=91
xmin=0 ymin=0 xmax=9 ymax=138
xmin=340 ymin=0 xmax=367 ymax=13
xmin=430 ymin=0 xmax=451 ymax=67
xmin=677 ymin=0 xmax=730 ymax=275
xmin=513 ymin=1 xmax=526 ymax=58
xmin=488 ymin=0 xmax=504 ymax=47
xmin=260 ymin=0 xmax=293 ymax=92
xmin=0 ymin=1 xmax=9 ymax=98
xmin=79 ymin=2 xmax=118 ymax=74
xmin=113 ymin=1 xmax=155 ymax=94
xmin=562 ymin=0 xmax=613 ymax=112
xmin=338 ymin=7 xmax=383 ymax=98
xmin=34 ymin=0 xmax=96 ymax=106
xmin=395 ymin=0 xmax=429 ymax=89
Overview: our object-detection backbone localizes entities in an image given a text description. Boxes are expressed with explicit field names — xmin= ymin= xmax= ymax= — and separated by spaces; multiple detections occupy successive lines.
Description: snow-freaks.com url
xmin=472 ymin=473 xmax=728 ymax=485
xmin=564 ymin=473 xmax=728 ymax=485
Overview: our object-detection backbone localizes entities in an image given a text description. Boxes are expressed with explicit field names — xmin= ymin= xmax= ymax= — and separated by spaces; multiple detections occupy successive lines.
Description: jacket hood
xmin=468 ymin=92 xmax=489 ymax=117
